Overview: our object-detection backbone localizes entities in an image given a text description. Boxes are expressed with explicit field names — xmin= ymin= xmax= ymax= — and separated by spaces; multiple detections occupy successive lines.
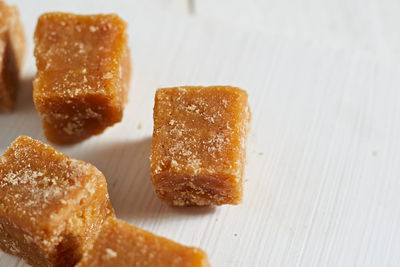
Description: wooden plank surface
xmin=1 ymin=0 xmax=400 ymax=266
xmin=194 ymin=0 xmax=400 ymax=63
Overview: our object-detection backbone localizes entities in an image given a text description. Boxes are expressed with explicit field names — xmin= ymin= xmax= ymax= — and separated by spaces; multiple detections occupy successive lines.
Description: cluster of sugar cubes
xmin=0 ymin=136 xmax=211 ymax=266
xmin=0 ymin=1 xmax=251 ymax=266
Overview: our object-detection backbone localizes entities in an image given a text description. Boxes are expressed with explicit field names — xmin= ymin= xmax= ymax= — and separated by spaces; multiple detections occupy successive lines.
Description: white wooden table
xmin=1 ymin=1 xmax=400 ymax=266
xmin=190 ymin=0 xmax=400 ymax=64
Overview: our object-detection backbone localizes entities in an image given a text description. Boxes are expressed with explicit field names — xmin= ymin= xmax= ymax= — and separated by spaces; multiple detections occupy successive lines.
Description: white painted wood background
xmin=1 ymin=0 xmax=400 ymax=266
xmin=193 ymin=0 xmax=400 ymax=64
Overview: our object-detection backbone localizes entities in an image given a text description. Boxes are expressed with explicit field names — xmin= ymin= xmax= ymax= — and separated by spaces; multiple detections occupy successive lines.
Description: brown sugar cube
xmin=76 ymin=217 xmax=210 ymax=267
xmin=33 ymin=12 xmax=131 ymax=144
xmin=150 ymin=86 xmax=251 ymax=206
xmin=0 ymin=136 xmax=114 ymax=267
xmin=0 ymin=0 xmax=26 ymax=111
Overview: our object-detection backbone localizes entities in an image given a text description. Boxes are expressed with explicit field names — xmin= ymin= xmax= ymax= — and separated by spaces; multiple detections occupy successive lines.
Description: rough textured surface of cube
xmin=76 ymin=217 xmax=210 ymax=267
xmin=150 ymin=86 xmax=250 ymax=206
xmin=0 ymin=136 xmax=114 ymax=267
xmin=33 ymin=12 xmax=131 ymax=144
xmin=0 ymin=0 xmax=26 ymax=111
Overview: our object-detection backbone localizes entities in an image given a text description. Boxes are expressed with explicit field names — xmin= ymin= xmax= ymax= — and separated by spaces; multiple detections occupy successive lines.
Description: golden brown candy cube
xmin=150 ymin=86 xmax=251 ymax=206
xmin=33 ymin=12 xmax=131 ymax=144
xmin=0 ymin=0 xmax=26 ymax=111
xmin=0 ymin=136 xmax=114 ymax=267
xmin=76 ymin=217 xmax=210 ymax=267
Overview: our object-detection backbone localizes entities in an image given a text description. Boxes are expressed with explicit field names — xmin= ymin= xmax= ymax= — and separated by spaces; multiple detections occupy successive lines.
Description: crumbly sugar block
xmin=76 ymin=217 xmax=210 ymax=267
xmin=150 ymin=86 xmax=250 ymax=206
xmin=33 ymin=12 xmax=131 ymax=144
xmin=0 ymin=136 xmax=114 ymax=267
xmin=0 ymin=0 xmax=26 ymax=111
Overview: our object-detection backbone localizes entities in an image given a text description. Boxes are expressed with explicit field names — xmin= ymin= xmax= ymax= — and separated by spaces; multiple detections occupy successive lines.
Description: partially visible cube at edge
xmin=0 ymin=0 xmax=26 ymax=111
xmin=76 ymin=217 xmax=210 ymax=267
xmin=0 ymin=136 xmax=114 ymax=266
